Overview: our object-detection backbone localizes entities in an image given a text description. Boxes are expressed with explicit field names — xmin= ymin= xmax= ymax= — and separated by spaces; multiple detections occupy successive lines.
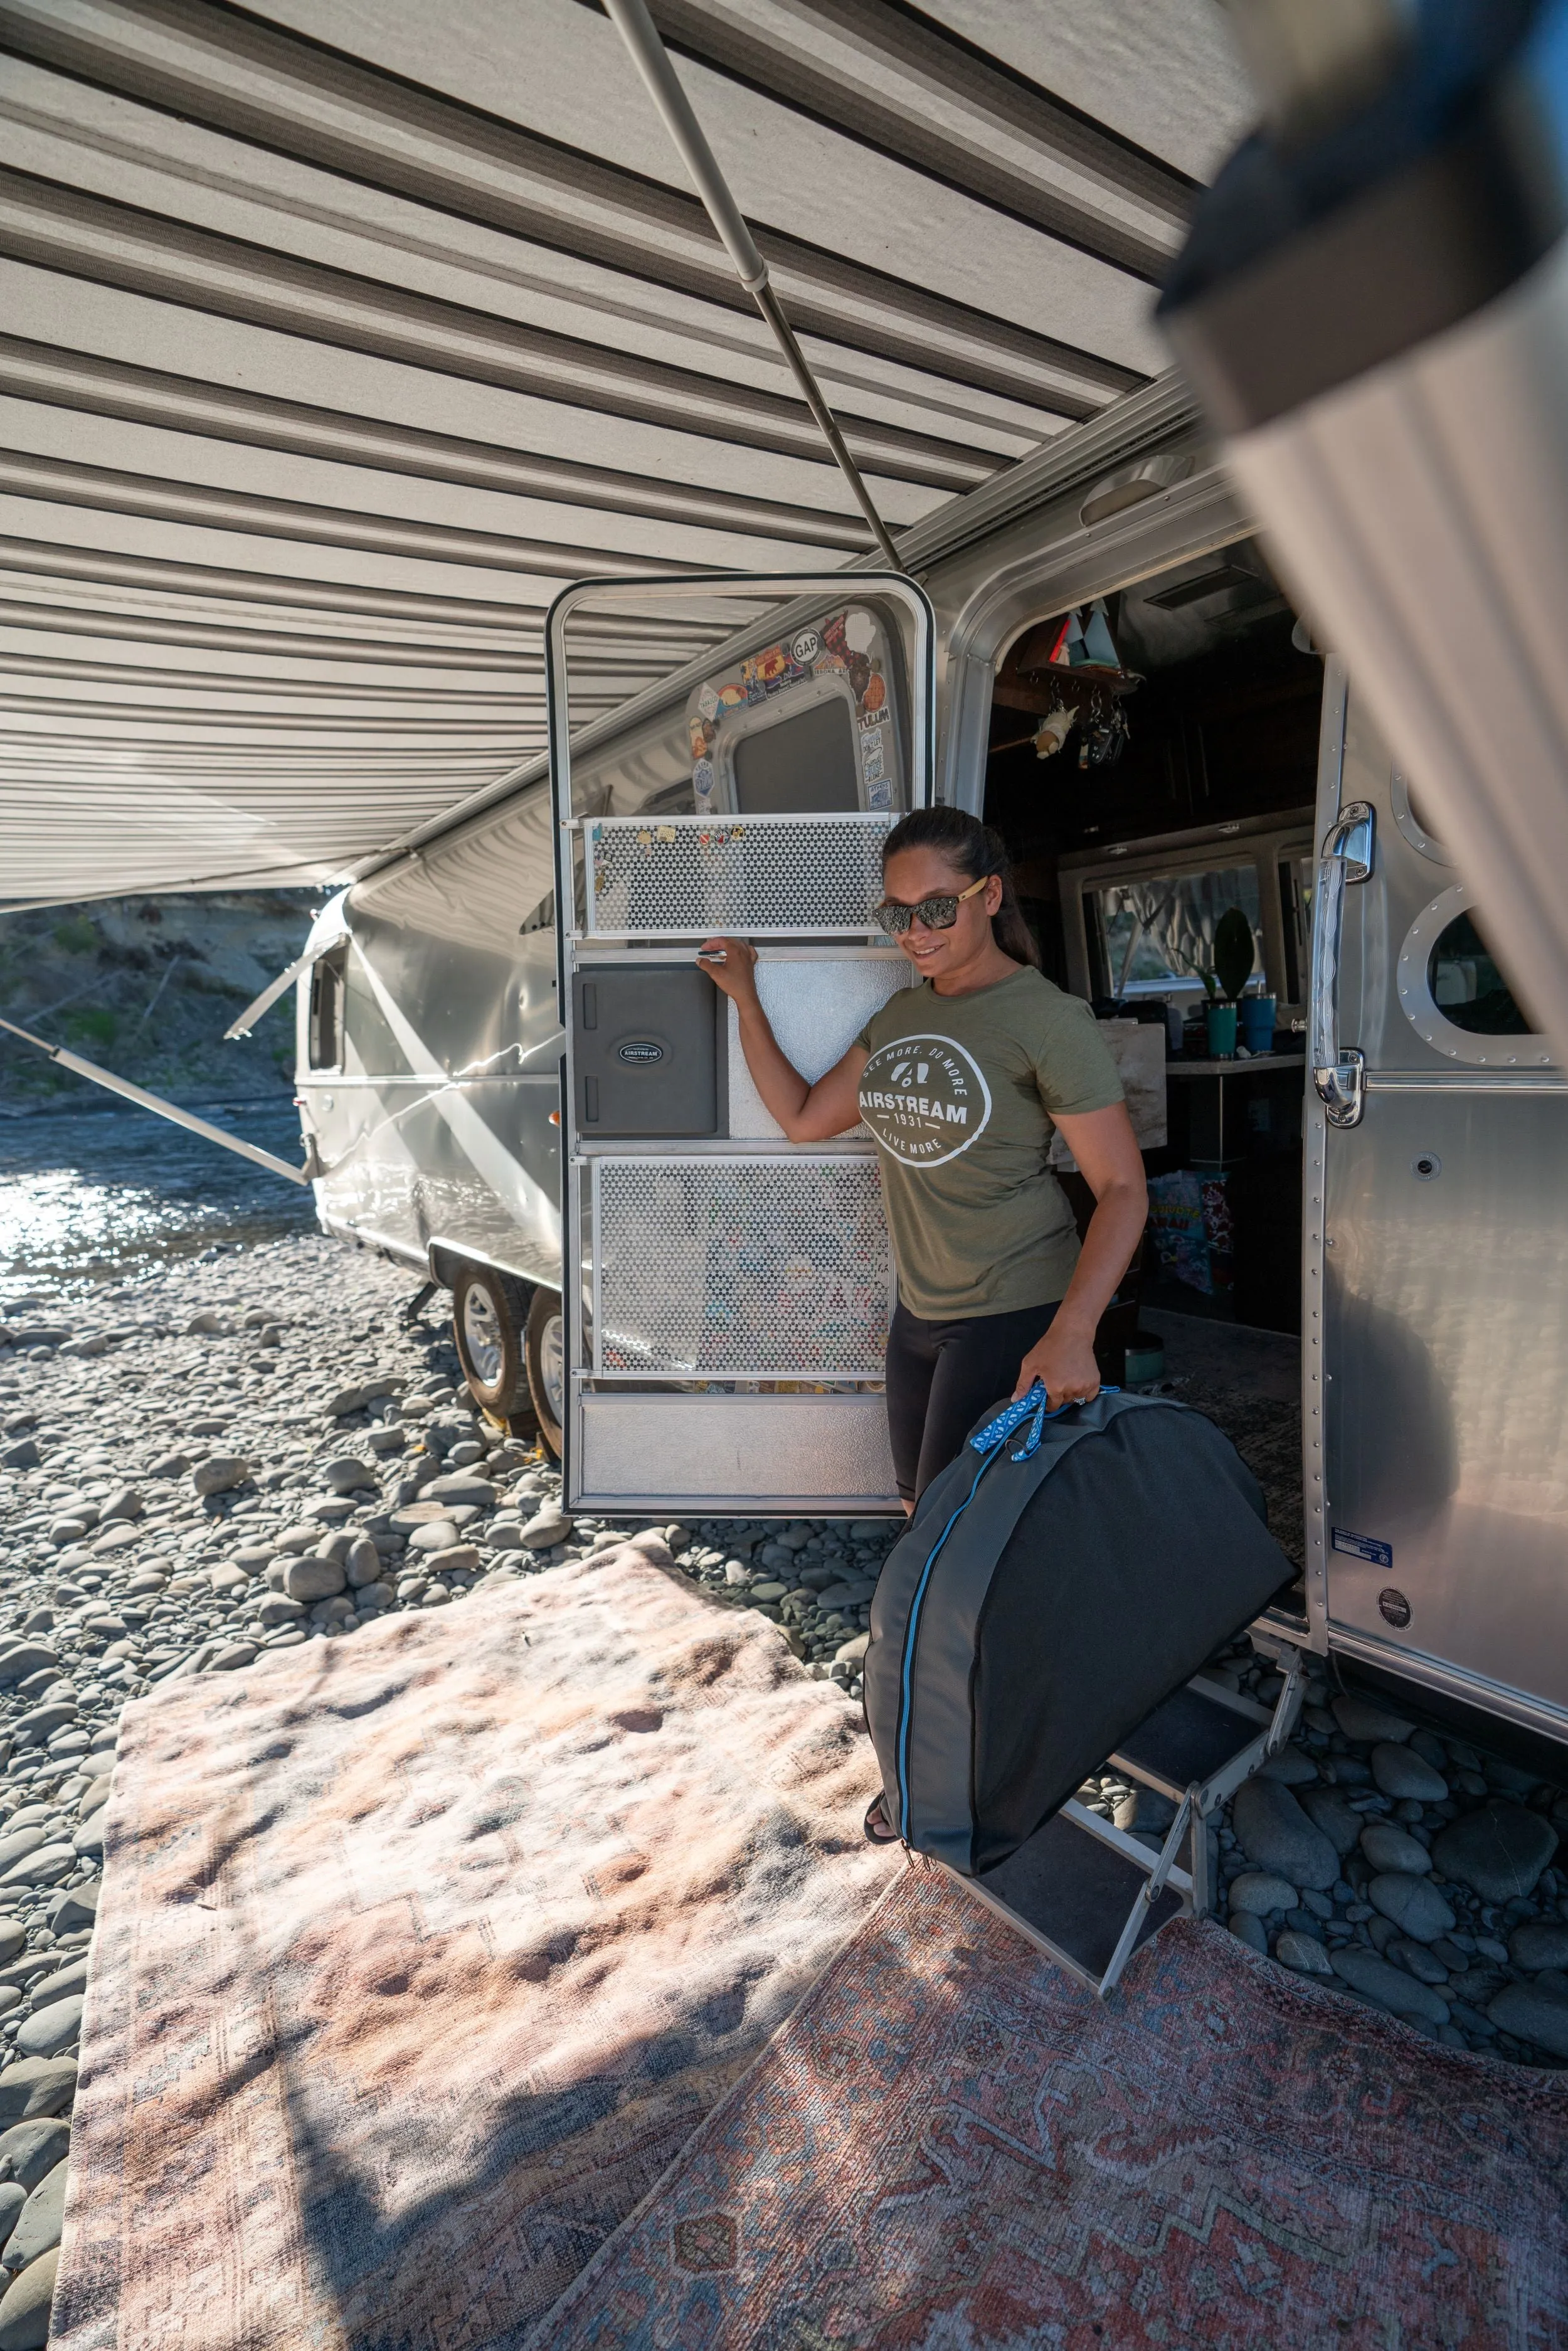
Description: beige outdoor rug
xmin=50 ymin=1542 xmax=894 ymax=2350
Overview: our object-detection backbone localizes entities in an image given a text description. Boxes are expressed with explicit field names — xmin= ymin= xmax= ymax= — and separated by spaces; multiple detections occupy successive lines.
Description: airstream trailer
xmin=287 ymin=399 xmax=1568 ymax=1770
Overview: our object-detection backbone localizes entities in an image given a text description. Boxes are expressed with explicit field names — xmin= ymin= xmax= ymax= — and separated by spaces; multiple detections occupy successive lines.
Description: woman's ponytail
xmin=881 ymin=806 xmax=1041 ymax=969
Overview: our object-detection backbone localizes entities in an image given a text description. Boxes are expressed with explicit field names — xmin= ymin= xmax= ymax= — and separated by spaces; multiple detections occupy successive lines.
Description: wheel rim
xmin=460 ymin=1283 xmax=504 ymax=1387
xmin=538 ymin=1310 xmax=565 ymax=1425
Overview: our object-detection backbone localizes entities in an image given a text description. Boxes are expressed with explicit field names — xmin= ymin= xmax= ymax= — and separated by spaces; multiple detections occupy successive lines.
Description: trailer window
xmin=731 ymin=696 xmax=861 ymax=815
xmin=1428 ymin=911 xmax=1532 ymax=1035
xmin=308 ymin=950 xmax=344 ymax=1070
xmin=1090 ymin=864 xmax=1263 ymax=999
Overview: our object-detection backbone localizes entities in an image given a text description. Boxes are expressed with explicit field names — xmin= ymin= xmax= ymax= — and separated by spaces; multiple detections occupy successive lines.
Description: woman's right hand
xmin=697 ymin=937 xmax=758 ymax=1006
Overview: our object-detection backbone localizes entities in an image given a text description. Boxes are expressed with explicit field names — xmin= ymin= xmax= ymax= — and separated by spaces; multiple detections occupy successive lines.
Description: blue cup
xmin=1239 ymin=994 xmax=1276 ymax=1054
xmin=1205 ymin=1002 xmax=1238 ymax=1059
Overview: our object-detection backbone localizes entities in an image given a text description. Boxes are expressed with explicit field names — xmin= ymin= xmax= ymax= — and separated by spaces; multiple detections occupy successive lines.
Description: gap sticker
xmin=1332 ymin=1527 xmax=1394 ymax=1569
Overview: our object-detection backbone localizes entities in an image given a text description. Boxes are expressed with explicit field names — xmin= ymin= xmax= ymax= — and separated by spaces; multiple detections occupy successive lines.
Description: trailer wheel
xmin=452 ymin=1263 xmax=533 ymax=1425
xmin=524 ymin=1287 xmax=565 ymax=1460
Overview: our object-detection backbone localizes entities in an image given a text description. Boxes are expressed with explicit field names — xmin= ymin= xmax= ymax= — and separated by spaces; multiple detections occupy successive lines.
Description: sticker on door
xmin=1332 ymin=1527 xmax=1394 ymax=1569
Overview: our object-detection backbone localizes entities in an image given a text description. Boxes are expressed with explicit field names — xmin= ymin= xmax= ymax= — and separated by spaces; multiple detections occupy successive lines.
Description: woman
xmin=701 ymin=806 xmax=1148 ymax=1512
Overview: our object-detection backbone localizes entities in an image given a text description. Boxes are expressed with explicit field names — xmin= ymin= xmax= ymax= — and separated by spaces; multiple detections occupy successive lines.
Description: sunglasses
xmin=874 ymin=874 xmax=988 ymax=935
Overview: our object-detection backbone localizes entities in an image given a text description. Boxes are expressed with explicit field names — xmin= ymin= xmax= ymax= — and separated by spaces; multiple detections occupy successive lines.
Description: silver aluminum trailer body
xmin=292 ymin=388 xmax=1568 ymax=1758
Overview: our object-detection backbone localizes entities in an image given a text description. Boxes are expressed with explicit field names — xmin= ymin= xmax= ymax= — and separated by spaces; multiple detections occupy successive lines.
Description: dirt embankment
xmin=0 ymin=894 xmax=317 ymax=1110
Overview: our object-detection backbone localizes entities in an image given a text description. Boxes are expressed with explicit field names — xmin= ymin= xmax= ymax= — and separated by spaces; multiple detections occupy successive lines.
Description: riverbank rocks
xmin=1366 ymin=1872 xmax=1454 ymax=1944
xmin=1431 ymin=1801 xmax=1560 ymax=1902
xmin=0 ymin=2126 xmax=66 ymax=2195
xmin=1331 ymin=1694 xmax=1414 ymax=1743
xmin=14 ymin=2003 xmax=78 ymax=2064
xmin=191 ymin=1455 xmax=250 ymax=1499
xmin=1330 ymin=1946 xmax=1449 ymax=2028
xmin=1370 ymin=1741 xmax=1448 ymax=1802
xmin=1359 ymin=1822 xmax=1432 ymax=1876
xmin=0 ymin=2064 xmax=73 ymax=2126
xmin=1231 ymin=1778 xmax=1338 ymax=1891
xmin=0 ymin=2244 xmax=56 ymax=2350
xmin=1510 ymin=1918 xmax=1568 ymax=1972
xmin=1487 ymin=1978 xmax=1568 ymax=2060
xmin=283 ymin=1557 xmax=345 ymax=1605
xmin=1227 ymin=1871 xmax=1298 ymax=1917
xmin=3 ymin=2158 xmax=65 ymax=2274
xmin=1275 ymin=1929 xmax=1334 ymax=1977
xmin=520 ymin=1507 xmax=572 ymax=1551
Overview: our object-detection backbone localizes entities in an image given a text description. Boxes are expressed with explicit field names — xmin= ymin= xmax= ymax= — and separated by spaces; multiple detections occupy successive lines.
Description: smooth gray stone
xmin=8 ymin=1708 xmax=74 ymax=1753
xmin=1275 ymin=1929 xmax=1334 ymax=1977
xmin=519 ymin=1509 xmax=573 ymax=1550
xmin=1367 ymin=1873 xmax=1454 ymax=1945
xmin=1432 ymin=1802 xmax=1560 ymax=1903
xmin=1330 ymin=1946 xmax=1449 ymax=2027
xmin=46 ymin=1885 xmax=97 ymax=1934
xmin=1258 ymin=1745 xmax=1319 ymax=1785
xmin=1359 ymin=1822 xmax=1432 ymax=1876
xmin=0 ymin=1842 xmax=45 ymax=1890
xmin=14 ymin=2002 xmax=80 ymax=2062
xmin=0 ymin=2063 xmax=75 ymax=2126
xmin=191 ymin=1455 xmax=251 ymax=1498
xmin=408 ymin=1521 xmax=461 ymax=1556
xmin=0 ymin=1653 xmax=55 ymax=1692
xmin=1487 ymin=1977 xmax=1568 ymax=2060
xmin=425 ymin=1474 xmax=496 ymax=1508
xmin=0 ymin=1850 xmax=73 ymax=1893
xmin=25 ymin=1963 xmax=84 ymax=2014
xmin=1512 ymin=1918 xmax=1568 ymax=1972
xmin=343 ymin=1536 xmax=382 ymax=1588
xmin=1227 ymin=1871 xmax=1297 ymax=1917
xmin=257 ymin=1594 xmax=305 ymax=1627
xmin=1389 ymin=1937 xmax=1449 ymax=1986
xmin=322 ymin=1458 xmax=376 ymax=1496
xmin=0 ymin=2125 xmax=67 ymax=2195
xmin=1298 ymin=1791 xmax=1370 ymax=1862
xmin=813 ymin=1581 xmax=875 ymax=1611
xmin=0 ymin=2191 xmax=21 ymax=2257
xmin=1331 ymin=1694 xmax=1414 ymax=1743
xmin=484 ymin=1520 xmax=526 ymax=1551
xmin=1227 ymin=1912 xmax=1268 ymax=1953
xmin=3 ymin=2162 xmax=65 ymax=2274
xmin=1370 ymin=1743 xmax=1448 ymax=1802
xmin=283 ymin=1557 xmax=346 ymax=1604
xmin=208 ymin=1642 xmax=257 ymax=1674
xmin=1231 ymin=1777 xmax=1339 ymax=1891
xmin=0 ymin=2247 xmax=57 ymax=2349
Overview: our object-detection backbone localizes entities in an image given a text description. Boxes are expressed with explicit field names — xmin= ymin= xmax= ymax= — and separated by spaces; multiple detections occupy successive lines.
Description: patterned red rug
xmin=533 ymin=1867 xmax=1568 ymax=2350
xmin=50 ymin=1546 xmax=895 ymax=2350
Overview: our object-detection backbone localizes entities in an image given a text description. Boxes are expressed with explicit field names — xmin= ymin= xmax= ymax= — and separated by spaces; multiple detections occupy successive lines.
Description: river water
xmin=0 ymin=1096 xmax=317 ymax=1297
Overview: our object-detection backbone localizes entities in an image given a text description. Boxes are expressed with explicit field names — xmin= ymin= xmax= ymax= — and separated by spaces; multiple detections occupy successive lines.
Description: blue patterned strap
xmin=970 ymin=1382 xmax=1123 ymax=1462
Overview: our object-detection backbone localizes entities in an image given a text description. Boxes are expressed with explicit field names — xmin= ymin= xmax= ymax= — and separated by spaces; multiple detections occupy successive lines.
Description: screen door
xmin=547 ymin=573 xmax=935 ymax=1514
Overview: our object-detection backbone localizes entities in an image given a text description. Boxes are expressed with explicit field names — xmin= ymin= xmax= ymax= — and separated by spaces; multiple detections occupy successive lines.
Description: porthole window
xmin=1397 ymin=885 xmax=1552 ymax=1066
xmin=1427 ymin=911 xmax=1530 ymax=1036
xmin=1389 ymin=767 xmax=1449 ymax=864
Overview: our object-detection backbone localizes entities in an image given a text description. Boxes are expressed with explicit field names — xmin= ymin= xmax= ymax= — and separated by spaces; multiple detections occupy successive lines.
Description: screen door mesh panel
xmin=584 ymin=813 xmax=893 ymax=938
xmin=593 ymin=1156 xmax=891 ymax=1377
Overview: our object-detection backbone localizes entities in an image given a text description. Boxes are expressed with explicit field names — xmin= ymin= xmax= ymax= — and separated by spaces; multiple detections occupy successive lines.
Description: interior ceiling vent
xmin=1142 ymin=563 xmax=1276 ymax=611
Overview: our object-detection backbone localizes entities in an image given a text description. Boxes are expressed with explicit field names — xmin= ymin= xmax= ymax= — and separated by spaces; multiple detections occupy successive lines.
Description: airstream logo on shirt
xmin=857 ymin=1034 xmax=992 ymax=1167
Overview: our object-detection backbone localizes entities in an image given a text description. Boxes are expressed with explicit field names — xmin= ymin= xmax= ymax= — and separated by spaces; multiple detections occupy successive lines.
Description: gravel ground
xmin=0 ymin=1234 xmax=1564 ymax=2332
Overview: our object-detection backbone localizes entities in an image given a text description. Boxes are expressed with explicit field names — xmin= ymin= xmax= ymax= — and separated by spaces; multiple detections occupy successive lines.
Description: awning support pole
xmin=602 ymin=0 xmax=905 ymax=571
xmin=0 ymin=1016 xmax=320 ymax=1187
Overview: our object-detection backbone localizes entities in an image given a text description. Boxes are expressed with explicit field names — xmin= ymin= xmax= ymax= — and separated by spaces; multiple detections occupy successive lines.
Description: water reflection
xmin=0 ymin=1098 xmax=315 ymax=1295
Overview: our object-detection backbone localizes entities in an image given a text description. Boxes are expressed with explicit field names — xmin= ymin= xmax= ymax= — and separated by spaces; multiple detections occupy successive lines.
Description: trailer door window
xmin=732 ymin=695 xmax=860 ymax=814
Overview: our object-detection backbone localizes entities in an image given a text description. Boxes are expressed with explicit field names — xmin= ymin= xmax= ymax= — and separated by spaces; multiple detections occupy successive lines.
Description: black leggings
xmin=886 ymin=1298 xmax=1059 ymax=1504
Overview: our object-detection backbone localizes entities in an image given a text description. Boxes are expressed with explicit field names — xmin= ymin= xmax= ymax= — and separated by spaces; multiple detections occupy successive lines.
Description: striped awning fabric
xmin=0 ymin=0 xmax=1249 ymax=905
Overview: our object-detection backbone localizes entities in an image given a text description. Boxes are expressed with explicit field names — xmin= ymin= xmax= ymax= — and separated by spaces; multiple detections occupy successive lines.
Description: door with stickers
xmin=547 ymin=573 xmax=935 ymax=1514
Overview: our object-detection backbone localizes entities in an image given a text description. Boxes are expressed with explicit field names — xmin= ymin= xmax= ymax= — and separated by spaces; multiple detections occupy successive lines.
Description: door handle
xmin=1310 ymin=800 xmax=1375 ymax=1128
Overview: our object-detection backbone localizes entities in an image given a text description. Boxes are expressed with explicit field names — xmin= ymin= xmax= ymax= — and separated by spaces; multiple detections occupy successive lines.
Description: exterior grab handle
xmin=1310 ymin=800 xmax=1375 ymax=1129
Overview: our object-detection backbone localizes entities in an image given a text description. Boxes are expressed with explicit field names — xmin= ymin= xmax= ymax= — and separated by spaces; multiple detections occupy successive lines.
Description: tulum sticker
xmin=857 ymin=1034 xmax=992 ymax=1166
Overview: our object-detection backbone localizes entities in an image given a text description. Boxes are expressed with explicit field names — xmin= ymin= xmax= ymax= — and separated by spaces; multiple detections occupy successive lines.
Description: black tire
xmin=452 ymin=1263 xmax=534 ymax=1425
xmin=524 ymin=1287 xmax=565 ymax=1460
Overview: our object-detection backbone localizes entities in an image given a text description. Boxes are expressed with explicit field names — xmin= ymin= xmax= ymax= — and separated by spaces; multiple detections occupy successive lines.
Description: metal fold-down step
xmin=946 ymin=1638 xmax=1306 ymax=1999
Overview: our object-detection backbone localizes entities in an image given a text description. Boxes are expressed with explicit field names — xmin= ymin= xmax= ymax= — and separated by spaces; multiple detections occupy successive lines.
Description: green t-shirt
xmin=854 ymin=967 xmax=1123 ymax=1319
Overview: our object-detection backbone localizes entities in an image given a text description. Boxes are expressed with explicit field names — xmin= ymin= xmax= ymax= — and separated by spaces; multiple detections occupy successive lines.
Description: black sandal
xmin=862 ymin=1792 xmax=900 ymax=1845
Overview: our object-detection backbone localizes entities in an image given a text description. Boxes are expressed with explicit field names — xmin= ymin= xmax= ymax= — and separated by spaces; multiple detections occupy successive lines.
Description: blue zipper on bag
xmin=891 ymin=1381 xmax=1120 ymax=1840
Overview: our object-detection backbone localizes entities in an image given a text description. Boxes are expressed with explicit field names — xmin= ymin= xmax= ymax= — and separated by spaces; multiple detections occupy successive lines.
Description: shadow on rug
xmin=51 ymin=1544 xmax=895 ymax=2350
xmin=534 ymin=1867 xmax=1568 ymax=2350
